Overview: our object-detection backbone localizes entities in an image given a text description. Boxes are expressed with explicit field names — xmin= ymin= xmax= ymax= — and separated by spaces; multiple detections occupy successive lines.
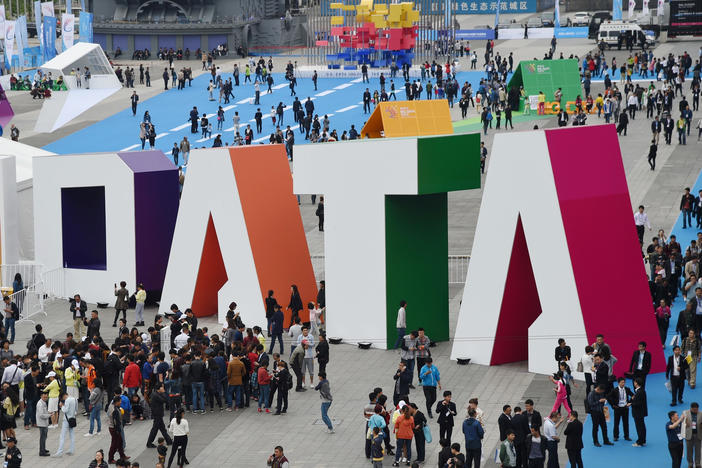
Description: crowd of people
xmin=0 ymin=279 xmax=328 ymax=467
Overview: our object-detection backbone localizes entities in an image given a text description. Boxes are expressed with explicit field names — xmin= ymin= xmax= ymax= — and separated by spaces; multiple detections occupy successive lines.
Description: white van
xmin=597 ymin=21 xmax=655 ymax=47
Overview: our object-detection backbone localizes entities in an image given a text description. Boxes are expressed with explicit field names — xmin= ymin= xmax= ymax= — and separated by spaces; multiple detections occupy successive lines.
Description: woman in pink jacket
xmin=549 ymin=371 xmax=572 ymax=416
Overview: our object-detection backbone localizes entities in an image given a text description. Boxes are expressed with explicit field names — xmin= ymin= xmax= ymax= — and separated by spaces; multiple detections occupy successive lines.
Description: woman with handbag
xmin=410 ymin=403 xmax=427 ymax=464
xmin=54 ymin=392 xmax=77 ymax=456
xmin=0 ymin=385 xmax=19 ymax=443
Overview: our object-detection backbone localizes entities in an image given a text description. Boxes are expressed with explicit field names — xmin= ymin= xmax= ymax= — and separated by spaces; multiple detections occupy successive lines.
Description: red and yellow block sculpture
xmin=328 ymin=1 xmax=419 ymax=51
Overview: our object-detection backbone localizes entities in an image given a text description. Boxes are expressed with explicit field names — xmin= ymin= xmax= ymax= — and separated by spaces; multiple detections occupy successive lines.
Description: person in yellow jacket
xmin=52 ymin=355 xmax=65 ymax=383
xmin=45 ymin=371 xmax=61 ymax=427
xmin=678 ymin=115 xmax=688 ymax=145
xmin=64 ymin=359 xmax=81 ymax=400
xmin=135 ymin=283 xmax=146 ymax=326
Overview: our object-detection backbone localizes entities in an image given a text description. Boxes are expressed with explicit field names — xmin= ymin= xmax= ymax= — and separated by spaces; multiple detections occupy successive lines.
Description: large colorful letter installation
xmin=450 ymin=125 xmax=665 ymax=376
xmin=33 ymin=151 xmax=179 ymax=303
xmin=294 ymin=134 xmax=481 ymax=348
xmin=159 ymin=145 xmax=317 ymax=325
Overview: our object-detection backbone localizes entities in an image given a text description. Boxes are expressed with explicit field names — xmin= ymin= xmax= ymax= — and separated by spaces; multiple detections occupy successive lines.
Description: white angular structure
xmin=34 ymin=42 xmax=121 ymax=133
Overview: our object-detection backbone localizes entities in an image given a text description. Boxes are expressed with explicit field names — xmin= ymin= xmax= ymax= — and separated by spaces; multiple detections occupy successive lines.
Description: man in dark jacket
xmin=189 ymin=352 xmax=207 ymax=413
xmin=564 ymin=411 xmax=583 ymax=468
xmin=629 ymin=377 xmax=648 ymax=446
xmin=316 ymin=281 xmax=325 ymax=309
xmin=554 ymin=338 xmax=571 ymax=368
xmin=593 ymin=354 xmax=610 ymax=389
xmin=629 ymin=341 xmax=652 ymax=388
xmin=392 ymin=361 xmax=411 ymax=406
xmin=511 ymin=407 xmax=529 ymax=468
xmin=268 ymin=305 xmax=284 ymax=354
xmin=146 ymin=383 xmax=172 ymax=447
xmin=435 ymin=390 xmax=457 ymax=443
xmin=587 ymin=386 xmax=613 ymax=446
xmin=316 ymin=333 xmax=329 ymax=375
xmin=103 ymin=345 xmax=123 ymax=396
xmin=498 ymin=405 xmax=513 ymax=441
xmin=84 ymin=310 xmax=101 ymax=340
xmin=667 ymin=346 xmax=689 ymax=406
xmin=681 ymin=187 xmax=696 ymax=229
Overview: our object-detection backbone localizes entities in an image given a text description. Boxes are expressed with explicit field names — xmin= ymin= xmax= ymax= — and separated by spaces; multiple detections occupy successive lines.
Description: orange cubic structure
xmin=360 ymin=100 xmax=453 ymax=139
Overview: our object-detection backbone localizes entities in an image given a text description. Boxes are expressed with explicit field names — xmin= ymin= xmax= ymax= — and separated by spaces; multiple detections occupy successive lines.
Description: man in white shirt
xmin=608 ymin=377 xmax=633 ymax=441
xmin=1 ymin=360 xmax=21 ymax=389
xmin=667 ymin=345 xmax=689 ymax=406
xmin=38 ymin=338 xmax=52 ymax=363
xmin=174 ymin=325 xmax=190 ymax=350
xmin=394 ymin=300 xmax=407 ymax=349
xmin=543 ymin=411 xmax=563 ymax=467
xmin=634 ymin=205 xmax=651 ymax=245
xmin=296 ymin=326 xmax=315 ymax=388
xmin=580 ymin=346 xmax=595 ymax=395
xmin=288 ymin=318 xmax=303 ymax=356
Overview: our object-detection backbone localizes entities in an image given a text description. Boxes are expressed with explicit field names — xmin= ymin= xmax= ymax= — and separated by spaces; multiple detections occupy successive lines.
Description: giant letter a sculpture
xmin=451 ymin=125 xmax=665 ymax=376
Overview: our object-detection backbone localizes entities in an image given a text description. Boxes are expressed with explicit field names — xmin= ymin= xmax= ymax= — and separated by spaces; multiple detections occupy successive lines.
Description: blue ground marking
xmin=576 ymin=169 xmax=702 ymax=467
xmin=41 ymin=70 xmax=495 ymax=158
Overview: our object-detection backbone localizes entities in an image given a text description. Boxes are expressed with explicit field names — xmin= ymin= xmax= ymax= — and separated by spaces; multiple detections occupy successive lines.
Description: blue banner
xmin=554 ymin=26 xmax=589 ymax=38
xmin=613 ymin=0 xmax=623 ymax=20
xmin=79 ymin=11 xmax=92 ymax=43
xmin=34 ymin=1 xmax=42 ymax=58
xmin=42 ymin=16 xmax=56 ymax=62
xmin=455 ymin=29 xmax=496 ymax=40
xmin=15 ymin=16 xmax=26 ymax=69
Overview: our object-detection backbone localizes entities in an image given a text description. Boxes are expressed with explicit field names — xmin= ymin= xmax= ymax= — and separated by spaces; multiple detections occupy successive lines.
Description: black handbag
xmin=65 ymin=413 xmax=76 ymax=428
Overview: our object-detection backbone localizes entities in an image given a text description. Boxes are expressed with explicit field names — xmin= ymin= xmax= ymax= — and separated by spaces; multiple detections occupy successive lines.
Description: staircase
xmin=263 ymin=0 xmax=281 ymax=18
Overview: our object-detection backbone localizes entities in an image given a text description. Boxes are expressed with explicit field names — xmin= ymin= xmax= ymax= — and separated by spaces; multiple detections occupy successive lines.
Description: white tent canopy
xmin=40 ymin=42 xmax=120 ymax=89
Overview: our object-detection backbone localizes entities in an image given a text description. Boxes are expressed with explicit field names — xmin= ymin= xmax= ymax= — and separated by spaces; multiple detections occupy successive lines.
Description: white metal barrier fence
xmin=39 ymin=267 xmax=65 ymax=302
xmin=0 ymin=264 xmax=42 ymax=291
xmin=310 ymin=255 xmax=470 ymax=284
xmin=1 ymin=265 xmax=64 ymax=324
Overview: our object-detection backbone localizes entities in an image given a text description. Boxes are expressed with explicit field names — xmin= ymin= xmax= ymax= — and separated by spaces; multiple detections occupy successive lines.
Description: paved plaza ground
xmin=5 ymin=21 xmax=702 ymax=467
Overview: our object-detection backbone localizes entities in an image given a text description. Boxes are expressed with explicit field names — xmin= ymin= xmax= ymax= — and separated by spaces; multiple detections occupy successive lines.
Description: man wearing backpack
xmin=3 ymin=296 xmax=19 ymax=344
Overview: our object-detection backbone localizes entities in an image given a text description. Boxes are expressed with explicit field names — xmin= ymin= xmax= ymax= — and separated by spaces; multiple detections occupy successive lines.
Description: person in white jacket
xmin=54 ymin=393 xmax=77 ymax=457
xmin=168 ymin=408 xmax=189 ymax=468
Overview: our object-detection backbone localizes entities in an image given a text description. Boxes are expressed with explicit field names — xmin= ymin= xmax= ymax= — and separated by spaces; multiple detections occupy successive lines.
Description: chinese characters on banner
xmin=421 ymin=0 xmax=536 ymax=14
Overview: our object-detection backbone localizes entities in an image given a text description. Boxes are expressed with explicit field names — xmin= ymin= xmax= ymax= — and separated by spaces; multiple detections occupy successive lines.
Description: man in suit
xmin=607 ymin=377 xmax=633 ymax=441
xmin=564 ymin=411 xmax=584 ymax=468
xmin=498 ymin=405 xmax=513 ymax=441
xmin=592 ymin=354 xmax=610 ymax=389
xmin=628 ymin=377 xmax=648 ymax=447
xmin=511 ymin=407 xmax=529 ymax=468
xmin=629 ymin=341 xmax=652 ymax=388
xmin=667 ymin=346 xmax=690 ymax=406
xmin=554 ymin=338 xmax=571 ymax=369
xmin=435 ymin=390 xmax=457 ymax=443
xmin=682 ymin=402 xmax=702 ymax=468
